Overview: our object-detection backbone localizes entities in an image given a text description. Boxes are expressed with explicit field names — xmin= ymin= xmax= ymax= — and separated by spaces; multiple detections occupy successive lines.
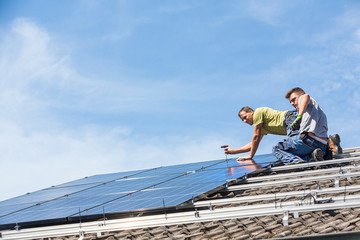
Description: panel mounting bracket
xmin=283 ymin=210 xmax=289 ymax=226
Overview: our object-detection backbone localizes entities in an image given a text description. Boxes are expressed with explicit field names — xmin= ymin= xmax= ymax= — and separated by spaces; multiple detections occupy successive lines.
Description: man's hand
xmin=290 ymin=114 xmax=302 ymax=130
xmin=224 ymin=147 xmax=234 ymax=154
xmin=236 ymin=155 xmax=253 ymax=162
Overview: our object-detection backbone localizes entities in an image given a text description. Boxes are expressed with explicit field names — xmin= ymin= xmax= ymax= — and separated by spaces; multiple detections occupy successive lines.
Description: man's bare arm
xmin=298 ymin=94 xmax=310 ymax=115
xmin=224 ymin=142 xmax=252 ymax=154
xmin=249 ymin=123 xmax=262 ymax=158
xmin=237 ymin=124 xmax=263 ymax=161
xmin=290 ymin=94 xmax=310 ymax=130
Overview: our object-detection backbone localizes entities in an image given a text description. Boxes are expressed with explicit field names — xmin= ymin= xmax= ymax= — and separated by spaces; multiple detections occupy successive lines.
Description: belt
xmin=307 ymin=132 xmax=328 ymax=142
xmin=300 ymin=132 xmax=328 ymax=146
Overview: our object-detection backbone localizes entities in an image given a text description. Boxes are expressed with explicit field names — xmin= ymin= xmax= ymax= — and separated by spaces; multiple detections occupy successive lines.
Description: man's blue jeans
xmin=273 ymin=134 xmax=327 ymax=164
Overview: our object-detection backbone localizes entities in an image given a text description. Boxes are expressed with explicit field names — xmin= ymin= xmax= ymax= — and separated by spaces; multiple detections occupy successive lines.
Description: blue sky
xmin=1 ymin=0 xmax=360 ymax=201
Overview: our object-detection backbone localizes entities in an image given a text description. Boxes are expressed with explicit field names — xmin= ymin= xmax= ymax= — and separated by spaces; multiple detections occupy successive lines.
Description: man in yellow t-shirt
xmin=224 ymin=106 xmax=297 ymax=161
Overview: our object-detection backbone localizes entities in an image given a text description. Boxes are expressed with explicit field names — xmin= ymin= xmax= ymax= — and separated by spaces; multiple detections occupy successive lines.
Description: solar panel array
xmin=0 ymin=154 xmax=278 ymax=228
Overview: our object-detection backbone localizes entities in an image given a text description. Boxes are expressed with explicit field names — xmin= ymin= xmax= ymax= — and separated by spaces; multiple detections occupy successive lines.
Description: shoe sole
xmin=311 ymin=149 xmax=324 ymax=162
xmin=330 ymin=134 xmax=342 ymax=154
xmin=330 ymin=134 xmax=341 ymax=145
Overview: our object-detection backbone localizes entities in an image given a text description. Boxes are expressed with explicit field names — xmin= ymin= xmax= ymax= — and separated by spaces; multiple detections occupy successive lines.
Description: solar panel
xmin=0 ymin=153 xmax=279 ymax=229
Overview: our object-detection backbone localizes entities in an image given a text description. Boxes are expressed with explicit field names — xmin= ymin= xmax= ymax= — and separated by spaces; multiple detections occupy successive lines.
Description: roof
xmin=1 ymin=146 xmax=360 ymax=239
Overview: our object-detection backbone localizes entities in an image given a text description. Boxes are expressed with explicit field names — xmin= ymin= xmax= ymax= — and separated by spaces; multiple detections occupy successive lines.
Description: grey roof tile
xmin=292 ymin=225 xmax=309 ymax=235
xmin=265 ymin=223 xmax=283 ymax=231
xmin=258 ymin=216 xmax=276 ymax=225
xmin=336 ymin=221 xmax=351 ymax=230
xmin=296 ymin=228 xmax=312 ymax=236
xmin=171 ymin=234 xmax=188 ymax=240
xmin=250 ymin=229 xmax=266 ymax=238
xmin=312 ymin=222 xmax=332 ymax=233
xmin=246 ymin=225 xmax=263 ymax=234
xmin=223 ymin=222 xmax=239 ymax=230
xmin=204 ymin=229 xmax=227 ymax=239
xmin=184 ymin=232 xmax=204 ymax=240
xmin=288 ymin=221 xmax=303 ymax=230
xmin=319 ymin=226 xmax=336 ymax=234
xmin=273 ymin=229 xmax=292 ymax=238
xmin=343 ymin=225 xmax=357 ymax=232
xmin=113 ymin=232 xmax=131 ymax=238
xmin=228 ymin=232 xmax=249 ymax=240
xmin=253 ymin=232 xmax=272 ymax=239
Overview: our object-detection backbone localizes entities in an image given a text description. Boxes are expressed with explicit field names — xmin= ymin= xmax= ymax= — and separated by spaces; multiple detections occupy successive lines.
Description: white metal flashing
xmin=227 ymin=171 xmax=360 ymax=191
xmin=269 ymin=156 xmax=360 ymax=172
xmin=195 ymin=184 xmax=360 ymax=207
xmin=246 ymin=165 xmax=360 ymax=183
xmin=333 ymin=151 xmax=360 ymax=158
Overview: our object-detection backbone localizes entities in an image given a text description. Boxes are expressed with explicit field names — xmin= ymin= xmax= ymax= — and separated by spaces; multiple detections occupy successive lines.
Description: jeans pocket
xmin=276 ymin=138 xmax=296 ymax=151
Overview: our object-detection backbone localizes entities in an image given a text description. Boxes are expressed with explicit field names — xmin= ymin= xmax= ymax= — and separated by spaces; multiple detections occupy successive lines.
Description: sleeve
xmin=253 ymin=109 xmax=268 ymax=136
xmin=253 ymin=109 xmax=263 ymax=126
xmin=298 ymin=95 xmax=303 ymax=111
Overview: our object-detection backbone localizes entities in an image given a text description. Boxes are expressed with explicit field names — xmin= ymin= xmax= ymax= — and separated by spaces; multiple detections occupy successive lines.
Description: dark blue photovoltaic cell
xmin=0 ymin=154 xmax=279 ymax=227
xmin=0 ymin=183 xmax=99 ymax=207
xmin=132 ymin=159 xmax=225 ymax=178
xmin=206 ymin=154 xmax=277 ymax=170
xmin=81 ymin=185 xmax=213 ymax=216
xmin=0 ymin=183 xmax=103 ymax=218
xmin=56 ymin=169 xmax=147 ymax=187
xmin=0 ymin=204 xmax=34 ymax=221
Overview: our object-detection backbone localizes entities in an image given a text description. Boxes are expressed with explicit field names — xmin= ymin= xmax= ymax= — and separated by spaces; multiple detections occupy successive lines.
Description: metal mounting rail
xmin=195 ymin=184 xmax=360 ymax=207
xmin=334 ymin=152 xmax=360 ymax=159
xmin=269 ymin=156 xmax=360 ymax=172
xmin=207 ymin=194 xmax=360 ymax=212
xmin=2 ymin=195 xmax=360 ymax=239
xmin=343 ymin=146 xmax=360 ymax=153
xmin=199 ymin=194 xmax=360 ymax=213
xmin=227 ymin=171 xmax=360 ymax=191
xmin=246 ymin=165 xmax=360 ymax=183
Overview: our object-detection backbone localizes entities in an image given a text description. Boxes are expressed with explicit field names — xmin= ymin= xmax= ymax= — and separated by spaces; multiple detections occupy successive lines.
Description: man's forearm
xmin=249 ymin=134 xmax=261 ymax=158
xmin=229 ymin=142 xmax=252 ymax=154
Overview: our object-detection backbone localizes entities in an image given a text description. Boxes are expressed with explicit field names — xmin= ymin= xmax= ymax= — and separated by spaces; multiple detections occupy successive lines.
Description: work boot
xmin=311 ymin=148 xmax=324 ymax=162
xmin=329 ymin=134 xmax=343 ymax=155
xmin=323 ymin=147 xmax=333 ymax=160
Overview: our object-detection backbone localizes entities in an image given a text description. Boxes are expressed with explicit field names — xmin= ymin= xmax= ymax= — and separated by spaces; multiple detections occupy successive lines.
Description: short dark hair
xmin=238 ymin=106 xmax=254 ymax=117
xmin=285 ymin=87 xmax=305 ymax=99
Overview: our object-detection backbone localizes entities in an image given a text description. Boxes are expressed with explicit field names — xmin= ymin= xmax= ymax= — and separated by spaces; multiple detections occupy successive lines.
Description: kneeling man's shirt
xmin=253 ymin=107 xmax=287 ymax=136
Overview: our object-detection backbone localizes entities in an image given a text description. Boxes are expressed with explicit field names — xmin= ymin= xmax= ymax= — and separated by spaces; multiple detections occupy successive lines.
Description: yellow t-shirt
xmin=253 ymin=107 xmax=287 ymax=136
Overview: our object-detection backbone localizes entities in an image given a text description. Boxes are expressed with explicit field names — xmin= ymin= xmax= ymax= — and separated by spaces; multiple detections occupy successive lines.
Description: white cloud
xmin=0 ymin=18 xmax=215 ymax=116
xmin=210 ymin=1 xmax=294 ymax=27
xmin=1 ymin=19 xmax=52 ymax=84
xmin=246 ymin=0 xmax=282 ymax=26
xmin=313 ymin=8 xmax=360 ymax=44
xmin=157 ymin=2 xmax=194 ymax=13
xmin=245 ymin=0 xmax=298 ymax=26
xmin=355 ymin=28 xmax=360 ymax=40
